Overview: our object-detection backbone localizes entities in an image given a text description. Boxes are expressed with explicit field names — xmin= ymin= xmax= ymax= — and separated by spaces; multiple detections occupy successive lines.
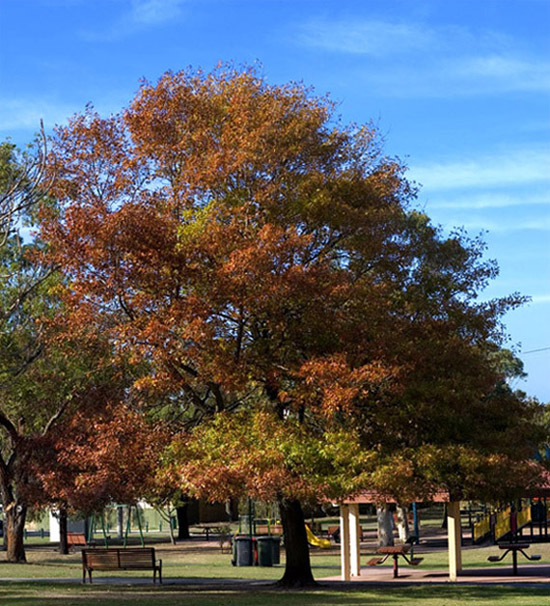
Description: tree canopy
xmin=39 ymin=64 xmax=546 ymax=585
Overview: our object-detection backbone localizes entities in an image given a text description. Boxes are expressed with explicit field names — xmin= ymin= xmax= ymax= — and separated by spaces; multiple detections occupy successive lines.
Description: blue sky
xmin=1 ymin=0 xmax=549 ymax=401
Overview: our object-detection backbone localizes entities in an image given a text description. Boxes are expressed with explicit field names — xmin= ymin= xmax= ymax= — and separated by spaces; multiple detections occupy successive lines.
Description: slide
xmin=305 ymin=524 xmax=331 ymax=549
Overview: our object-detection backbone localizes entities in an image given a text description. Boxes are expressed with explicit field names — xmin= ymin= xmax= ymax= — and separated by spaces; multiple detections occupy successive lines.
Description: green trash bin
xmin=271 ymin=536 xmax=281 ymax=565
xmin=256 ymin=536 xmax=273 ymax=567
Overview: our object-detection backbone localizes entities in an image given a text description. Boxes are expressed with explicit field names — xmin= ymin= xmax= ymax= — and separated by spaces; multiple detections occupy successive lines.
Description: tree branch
xmin=0 ymin=409 xmax=19 ymax=442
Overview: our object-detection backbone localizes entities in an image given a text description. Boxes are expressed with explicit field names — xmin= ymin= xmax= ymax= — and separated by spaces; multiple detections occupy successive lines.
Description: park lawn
xmin=1 ymin=541 xmax=550 ymax=605
xmin=0 ymin=582 xmax=550 ymax=606
xmin=3 ymin=539 xmax=550 ymax=580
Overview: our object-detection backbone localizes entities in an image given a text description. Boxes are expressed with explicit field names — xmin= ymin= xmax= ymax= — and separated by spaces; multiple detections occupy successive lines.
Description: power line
xmin=522 ymin=347 xmax=550 ymax=354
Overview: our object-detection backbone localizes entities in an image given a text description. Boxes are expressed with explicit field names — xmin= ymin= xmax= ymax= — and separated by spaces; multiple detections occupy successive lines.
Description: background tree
xmin=0 ymin=142 xmax=128 ymax=560
xmin=0 ymin=267 xmax=126 ymax=563
xmin=40 ymin=64 xmax=546 ymax=584
xmin=31 ymin=403 xmax=168 ymax=542
xmin=0 ymin=129 xmax=47 ymax=247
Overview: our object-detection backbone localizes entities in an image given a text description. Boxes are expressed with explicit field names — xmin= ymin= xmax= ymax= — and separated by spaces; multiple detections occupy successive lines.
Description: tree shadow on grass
xmin=1 ymin=582 xmax=549 ymax=606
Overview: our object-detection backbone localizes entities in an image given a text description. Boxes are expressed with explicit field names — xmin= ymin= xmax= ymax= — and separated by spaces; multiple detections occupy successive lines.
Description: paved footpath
xmin=3 ymin=567 xmax=550 ymax=587
xmin=321 ymin=563 xmax=550 ymax=584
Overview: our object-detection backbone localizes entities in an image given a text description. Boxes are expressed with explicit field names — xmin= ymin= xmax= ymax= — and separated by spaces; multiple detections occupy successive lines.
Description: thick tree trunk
xmin=5 ymin=503 xmax=27 ymax=563
xmin=176 ymin=504 xmax=190 ymax=540
xmin=396 ymin=505 xmax=410 ymax=542
xmin=277 ymin=498 xmax=316 ymax=587
xmin=376 ymin=504 xmax=394 ymax=547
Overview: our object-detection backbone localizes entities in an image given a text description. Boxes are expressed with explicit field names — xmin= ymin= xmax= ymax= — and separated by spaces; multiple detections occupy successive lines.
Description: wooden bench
xmin=81 ymin=548 xmax=162 ymax=584
xmin=67 ymin=532 xmax=86 ymax=550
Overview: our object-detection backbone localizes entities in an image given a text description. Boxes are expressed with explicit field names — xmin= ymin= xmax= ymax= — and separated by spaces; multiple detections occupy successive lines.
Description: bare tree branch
xmin=0 ymin=120 xmax=50 ymax=247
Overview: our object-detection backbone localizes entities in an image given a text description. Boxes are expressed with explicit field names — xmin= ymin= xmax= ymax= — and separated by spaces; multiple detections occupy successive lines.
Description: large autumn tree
xmin=40 ymin=65 xmax=544 ymax=585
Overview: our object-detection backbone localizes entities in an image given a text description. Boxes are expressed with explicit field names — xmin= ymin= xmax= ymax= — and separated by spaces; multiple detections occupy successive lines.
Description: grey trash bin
xmin=234 ymin=536 xmax=254 ymax=566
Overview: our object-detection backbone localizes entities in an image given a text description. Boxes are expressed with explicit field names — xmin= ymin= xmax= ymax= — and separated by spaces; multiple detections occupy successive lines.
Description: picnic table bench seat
xmin=82 ymin=547 xmax=162 ymax=584
xmin=486 ymin=542 xmax=541 ymax=575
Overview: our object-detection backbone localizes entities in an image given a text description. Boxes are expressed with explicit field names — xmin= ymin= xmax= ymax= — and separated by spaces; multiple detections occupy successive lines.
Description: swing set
xmin=87 ymin=504 xmax=146 ymax=547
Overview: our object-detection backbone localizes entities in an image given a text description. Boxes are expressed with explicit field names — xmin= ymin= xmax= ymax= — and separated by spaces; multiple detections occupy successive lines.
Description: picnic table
xmin=488 ymin=542 xmax=541 ymax=575
xmin=368 ymin=544 xmax=423 ymax=578
xmin=194 ymin=522 xmax=229 ymax=540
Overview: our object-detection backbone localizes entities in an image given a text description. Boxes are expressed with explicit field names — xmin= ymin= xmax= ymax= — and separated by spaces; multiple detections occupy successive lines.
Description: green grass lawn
xmin=1 ymin=525 xmax=549 ymax=605
xmin=3 ymin=536 xmax=550 ymax=579
xmin=1 ymin=582 xmax=549 ymax=606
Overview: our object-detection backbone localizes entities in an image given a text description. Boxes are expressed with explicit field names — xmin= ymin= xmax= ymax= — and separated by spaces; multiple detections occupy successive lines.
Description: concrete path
xmin=320 ymin=563 xmax=550 ymax=584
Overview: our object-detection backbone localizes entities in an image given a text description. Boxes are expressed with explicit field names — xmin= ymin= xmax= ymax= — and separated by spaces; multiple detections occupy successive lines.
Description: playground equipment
xmin=472 ymin=499 xmax=550 ymax=544
xmin=305 ymin=524 xmax=330 ymax=548
xmin=88 ymin=504 xmax=146 ymax=547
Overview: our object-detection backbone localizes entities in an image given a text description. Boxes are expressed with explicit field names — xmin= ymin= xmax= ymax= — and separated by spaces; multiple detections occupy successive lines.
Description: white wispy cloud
xmin=299 ymin=19 xmax=441 ymax=57
xmin=409 ymin=148 xmax=550 ymax=191
xmin=131 ymin=0 xmax=183 ymax=26
xmin=530 ymin=294 xmax=550 ymax=305
xmin=451 ymin=55 xmax=550 ymax=93
xmin=81 ymin=0 xmax=186 ymax=41
xmin=0 ymin=94 xmax=129 ymax=139
xmin=456 ymin=216 xmax=550 ymax=233
xmin=0 ymin=98 xmax=79 ymax=132
xmin=299 ymin=17 xmax=514 ymax=57
xmin=372 ymin=57 xmax=550 ymax=97
xmin=296 ymin=17 xmax=550 ymax=96
xmin=429 ymin=191 xmax=550 ymax=211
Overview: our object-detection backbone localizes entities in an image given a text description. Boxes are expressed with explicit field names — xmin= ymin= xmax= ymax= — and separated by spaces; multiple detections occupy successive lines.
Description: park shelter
xmin=338 ymin=478 xmax=550 ymax=582
xmin=339 ymin=491 xmax=462 ymax=582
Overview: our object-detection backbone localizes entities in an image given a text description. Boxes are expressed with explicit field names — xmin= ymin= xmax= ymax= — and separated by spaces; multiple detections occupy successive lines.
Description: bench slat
xmin=367 ymin=557 xmax=383 ymax=566
xmin=86 ymin=553 xmax=120 ymax=568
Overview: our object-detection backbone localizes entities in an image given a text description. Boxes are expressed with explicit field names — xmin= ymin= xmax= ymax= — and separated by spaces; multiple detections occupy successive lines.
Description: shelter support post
xmin=349 ymin=503 xmax=361 ymax=576
xmin=340 ymin=504 xmax=351 ymax=581
xmin=447 ymin=500 xmax=462 ymax=581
